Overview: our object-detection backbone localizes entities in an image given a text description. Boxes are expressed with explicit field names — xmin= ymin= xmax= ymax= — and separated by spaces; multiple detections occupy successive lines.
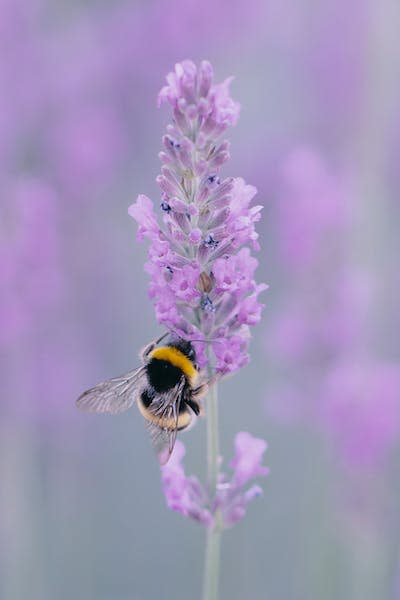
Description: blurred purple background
xmin=1 ymin=1 xmax=400 ymax=599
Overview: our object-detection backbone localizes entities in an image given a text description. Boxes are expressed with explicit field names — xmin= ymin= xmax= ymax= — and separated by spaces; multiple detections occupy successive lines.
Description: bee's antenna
xmin=165 ymin=329 xmax=224 ymax=345
xmin=188 ymin=338 xmax=224 ymax=344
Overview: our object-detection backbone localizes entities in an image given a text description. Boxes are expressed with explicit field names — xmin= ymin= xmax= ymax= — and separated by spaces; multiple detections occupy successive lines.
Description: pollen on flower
xmin=200 ymin=294 xmax=215 ymax=313
xmin=160 ymin=201 xmax=171 ymax=213
xmin=129 ymin=60 xmax=266 ymax=373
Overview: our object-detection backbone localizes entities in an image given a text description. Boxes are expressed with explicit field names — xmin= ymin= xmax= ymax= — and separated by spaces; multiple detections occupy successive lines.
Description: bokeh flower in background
xmin=0 ymin=177 xmax=94 ymax=421
xmin=264 ymin=148 xmax=353 ymax=421
xmin=262 ymin=142 xmax=400 ymax=597
xmin=263 ymin=145 xmax=400 ymax=471
xmin=319 ymin=361 xmax=400 ymax=471
xmin=272 ymin=148 xmax=348 ymax=273
xmin=0 ymin=179 xmax=62 ymax=347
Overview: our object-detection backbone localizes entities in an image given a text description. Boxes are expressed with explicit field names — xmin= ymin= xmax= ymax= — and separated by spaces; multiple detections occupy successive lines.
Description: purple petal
xmin=230 ymin=431 xmax=269 ymax=486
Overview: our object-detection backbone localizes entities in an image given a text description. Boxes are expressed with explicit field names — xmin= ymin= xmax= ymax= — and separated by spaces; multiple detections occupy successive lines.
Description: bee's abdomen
xmin=137 ymin=390 xmax=192 ymax=430
xmin=146 ymin=358 xmax=184 ymax=393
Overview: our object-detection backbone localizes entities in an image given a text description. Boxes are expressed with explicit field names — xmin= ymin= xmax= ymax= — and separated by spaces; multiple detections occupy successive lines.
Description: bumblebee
xmin=76 ymin=333 xmax=212 ymax=464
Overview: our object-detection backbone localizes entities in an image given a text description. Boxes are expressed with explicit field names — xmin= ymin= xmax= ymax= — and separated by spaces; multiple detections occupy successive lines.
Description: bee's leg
xmin=193 ymin=374 xmax=221 ymax=397
xmin=192 ymin=383 xmax=208 ymax=401
xmin=140 ymin=332 xmax=169 ymax=361
xmin=191 ymin=374 xmax=221 ymax=413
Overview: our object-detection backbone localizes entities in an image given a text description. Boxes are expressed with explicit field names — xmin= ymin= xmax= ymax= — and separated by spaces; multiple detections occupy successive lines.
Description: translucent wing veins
xmin=76 ymin=366 xmax=146 ymax=414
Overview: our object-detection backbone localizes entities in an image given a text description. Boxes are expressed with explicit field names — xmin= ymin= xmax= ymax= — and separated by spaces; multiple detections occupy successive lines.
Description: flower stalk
xmin=203 ymin=355 xmax=221 ymax=600
xmin=206 ymin=355 xmax=220 ymax=495
xmin=203 ymin=519 xmax=221 ymax=600
xmin=131 ymin=60 xmax=269 ymax=597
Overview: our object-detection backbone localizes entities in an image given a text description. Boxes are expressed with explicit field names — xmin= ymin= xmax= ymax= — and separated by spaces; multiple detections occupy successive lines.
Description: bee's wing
xmin=76 ymin=366 xmax=147 ymax=414
xmin=147 ymin=378 xmax=185 ymax=465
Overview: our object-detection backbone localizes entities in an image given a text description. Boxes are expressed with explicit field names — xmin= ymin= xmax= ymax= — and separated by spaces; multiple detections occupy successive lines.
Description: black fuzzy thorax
xmin=142 ymin=340 xmax=199 ymax=416
xmin=146 ymin=358 xmax=184 ymax=393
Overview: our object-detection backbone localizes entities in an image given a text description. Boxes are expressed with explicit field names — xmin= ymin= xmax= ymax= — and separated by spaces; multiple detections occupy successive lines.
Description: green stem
xmin=206 ymin=371 xmax=219 ymax=492
xmin=202 ymin=363 xmax=222 ymax=600
xmin=203 ymin=523 xmax=221 ymax=600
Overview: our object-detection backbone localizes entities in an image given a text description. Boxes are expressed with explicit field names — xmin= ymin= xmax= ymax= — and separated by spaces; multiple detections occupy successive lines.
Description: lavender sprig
xmin=130 ymin=60 xmax=267 ymax=600
xmin=129 ymin=59 xmax=266 ymax=374
xmin=162 ymin=432 xmax=269 ymax=529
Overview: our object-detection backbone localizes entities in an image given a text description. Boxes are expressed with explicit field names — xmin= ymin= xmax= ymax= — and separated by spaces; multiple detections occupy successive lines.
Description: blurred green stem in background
xmin=202 ymin=356 xmax=221 ymax=600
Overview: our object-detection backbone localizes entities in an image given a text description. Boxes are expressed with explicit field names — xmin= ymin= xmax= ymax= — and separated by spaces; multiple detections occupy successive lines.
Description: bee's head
xmin=167 ymin=337 xmax=196 ymax=363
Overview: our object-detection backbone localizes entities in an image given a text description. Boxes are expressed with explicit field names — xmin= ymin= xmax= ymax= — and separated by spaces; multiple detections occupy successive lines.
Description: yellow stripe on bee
xmin=137 ymin=398 xmax=192 ymax=430
xmin=149 ymin=346 xmax=198 ymax=383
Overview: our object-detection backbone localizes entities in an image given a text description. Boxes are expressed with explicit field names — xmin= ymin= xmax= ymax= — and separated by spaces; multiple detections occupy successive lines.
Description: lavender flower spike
xmin=161 ymin=432 xmax=269 ymax=529
xmin=131 ymin=63 xmax=268 ymax=599
xmin=129 ymin=60 xmax=266 ymax=373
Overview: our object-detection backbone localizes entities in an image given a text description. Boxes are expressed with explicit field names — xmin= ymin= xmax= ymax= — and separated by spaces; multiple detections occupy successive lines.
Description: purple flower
xmin=212 ymin=335 xmax=249 ymax=373
xmin=161 ymin=432 xmax=268 ymax=528
xmin=0 ymin=178 xmax=63 ymax=346
xmin=263 ymin=148 xmax=376 ymax=432
xmin=46 ymin=103 xmax=126 ymax=195
xmin=319 ymin=361 xmax=400 ymax=470
xmin=230 ymin=431 xmax=269 ymax=486
xmin=158 ymin=60 xmax=240 ymax=133
xmin=130 ymin=61 xmax=266 ymax=373
xmin=263 ymin=145 xmax=400 ymax=477
xmin=274 ymin=147 xmax=347 ymax=272
xmin=161 ymin=441 xmax=214 ymax=527
xmin=128 ymin=194 xmax=160 ymax=242
xmin=266 ymin=268 xmax=372 ymax=366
